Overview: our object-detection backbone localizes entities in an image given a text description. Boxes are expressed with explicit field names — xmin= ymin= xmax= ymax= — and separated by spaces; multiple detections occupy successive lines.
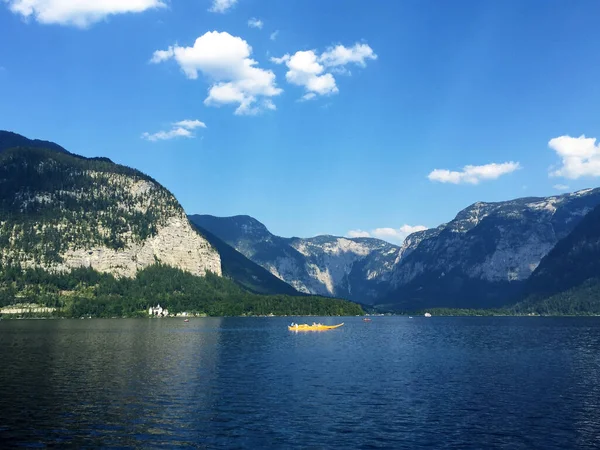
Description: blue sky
xmin=2 ymin=0 xmax=600 ymax=243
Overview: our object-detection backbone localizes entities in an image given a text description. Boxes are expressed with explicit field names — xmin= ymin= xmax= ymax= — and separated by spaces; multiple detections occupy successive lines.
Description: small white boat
xmin=424 ymin=312 xmax=432 ymax=318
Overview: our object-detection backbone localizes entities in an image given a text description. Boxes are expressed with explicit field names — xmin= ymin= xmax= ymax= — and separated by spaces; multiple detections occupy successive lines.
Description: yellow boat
xmin=288 ymin=322 xmax=344 ymax=331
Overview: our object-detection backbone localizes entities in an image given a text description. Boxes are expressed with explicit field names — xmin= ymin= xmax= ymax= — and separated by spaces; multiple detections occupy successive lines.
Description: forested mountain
xmin=0 ymin=131 xmax=362 ymax=317
xmin=513 ymin=203 xmax=600 ymax=314
xmin=188 ymin=214 xmax=399 ymax=302
xmin=0 ymin=264 xmax=362 ymax=317
xmin=5 ymin=128 xmax=600 ymax=316
xmin=0 ymin=130 xmax=71 ymax=155
xmin=0 ymin=131 xmax=221 ymax=278
xmin=192 ymin=223 xmax=300 ymax=296
xmin=380 ymin=189 xmax=600 ymax=310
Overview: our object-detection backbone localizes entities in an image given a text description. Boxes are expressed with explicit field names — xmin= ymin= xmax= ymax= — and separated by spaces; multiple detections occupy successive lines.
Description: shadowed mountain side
xmin=192 ymin=224 xmax=301 ymax=296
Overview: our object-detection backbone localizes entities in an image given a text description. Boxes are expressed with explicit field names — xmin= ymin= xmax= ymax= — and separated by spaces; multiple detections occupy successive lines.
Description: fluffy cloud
xmin=553 ymin=184 xmax=570 ymax=191
xmin=347 ymin=229 xmax=371 ymax=238
xmin=282 ymin=51 xmax=338 ymax=96
xmin=248 ymin=17 xmax=263 ymax=29
xmin=172 ymin=119 xmax=206 ymax=129
xmin=270 ymin=54 xmax=290 ymax=65
xmin=372 ymin=225 xmax=428 ymax=243
xmin=319 ymin=43 xmax=377 ymax=68
xmin=428 ymin=162 xmax=520 ymax=184
xmin=3 ymin=0 xmax=165 ymax=27
xmin=151 ymin=31 xmax=282 ymax=115
xmin=548 ymin=135 xmax=600 ymax=179
xmin=346 ymin=225 xmax=427 ymax=244
xmin=142 ymin=119 xmax=206 ymax=142
xmin=270 ymin=30 xmax=279 ymax=41
xmin=208 ymin=0 xmax=237 ymax=13
xmin=271 ymin=42 xmax=376 ymax=100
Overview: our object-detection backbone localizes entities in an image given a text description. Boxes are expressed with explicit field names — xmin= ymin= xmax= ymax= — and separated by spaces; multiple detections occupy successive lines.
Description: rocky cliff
xmin=188 ymin=214 xmax=398 ymax=302
xmin=521 ymin=201 xmax=600 ymax=301
xmin=0 ymin=131 xmax=221 ymax=278
xmin=383 ymin=188 xmax=600 ymax=309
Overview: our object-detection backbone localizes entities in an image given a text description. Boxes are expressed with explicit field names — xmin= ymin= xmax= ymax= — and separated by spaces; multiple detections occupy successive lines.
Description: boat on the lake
xmin=184 ymin=319 xmax=189 ymax=322
xmin=363 ymin=318 xmax=372 ymax=322
xmin=288 ymin=322 xmax=344 ymax=331
xmin=424 ymin=312 xmax=432 ymax=318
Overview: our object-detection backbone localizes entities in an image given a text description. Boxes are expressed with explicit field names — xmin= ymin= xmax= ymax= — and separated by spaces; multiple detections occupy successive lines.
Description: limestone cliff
xmin=0 ymin=131 xmax=221 ymax=278
xmin=188 ymin=214 xmax=398 ymax=302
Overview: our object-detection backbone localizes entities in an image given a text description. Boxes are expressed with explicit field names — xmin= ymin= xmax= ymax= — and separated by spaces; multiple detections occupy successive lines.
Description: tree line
xmin=0 ymin=263 xmax=364 ymax=318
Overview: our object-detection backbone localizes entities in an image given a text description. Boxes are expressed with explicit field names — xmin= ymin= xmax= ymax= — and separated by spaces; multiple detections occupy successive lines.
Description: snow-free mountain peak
xmin=188 ymin=214 xmax=399 ymax=302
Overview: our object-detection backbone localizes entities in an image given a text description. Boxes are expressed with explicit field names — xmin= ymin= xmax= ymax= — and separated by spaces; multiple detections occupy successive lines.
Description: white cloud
xmin=319 ymin=43 xmax=377 ymax=68
xmin=4 ymin=0 xmax=165 ymax=27
xmin=372 ymin=225 xmax=428 ymax=243
xmin=271 ymin=42 xmax=376 ymax=100
xmin=248 ymin=17 xmax=263 ymax=29
xmin=270 ymin=30 xmax=279 ymax=41
xmin=270 ymin=54 xmax=290 ymax=64
xmin=151 ymin=31 xmax=282 ymax=115
xmin=208 ymin=0 xmax=237 ymax=13
xmin=428 ymin=162 xmax=521 ymax=185
xmin=142 ymin=119 xmax=206 ymax=142
xmin=172 ymin=119 xmax=206 ymax=129
xmin=272 ymin=50 xmax=338 ymax=97
xmin=263 ymin=99 xmax=276 ymax=110
xmin=347 ymin=229 xmax=371 ymax=238
xmin=346 ymin=224 xmax=427 ymax=244
xmin=548 ymin=135 xmax=600 ymax=179
xmin=142 ymin=128 xmax=192 ymax=142
xmin=553 ymin=184 xmax=570 ymax=191
xmin=150 ymin=47 xmax=174 ymax=64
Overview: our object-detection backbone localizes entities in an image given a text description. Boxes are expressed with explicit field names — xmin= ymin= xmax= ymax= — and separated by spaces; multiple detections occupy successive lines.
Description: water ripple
xmin=1 ymin=316 xmax=600 ymax=448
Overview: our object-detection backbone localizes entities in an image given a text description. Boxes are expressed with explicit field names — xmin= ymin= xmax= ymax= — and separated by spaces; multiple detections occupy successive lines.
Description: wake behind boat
xmin=288 ymin=322 xmax=344 ymax=331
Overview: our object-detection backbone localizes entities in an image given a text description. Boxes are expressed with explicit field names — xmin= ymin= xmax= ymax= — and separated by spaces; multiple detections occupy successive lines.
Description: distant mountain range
xmin=4 ymin=129 xmax=600 ymax=315
xmin=382 ymin=189 xmax=600 ymax=309
xmin=191 ymin=223 xmax=299 ymax=296
xmin=515 ymin=202 xmax=600 ymax=314
xmin=188 ymin=214 xmax=399 ymax=303
xmin=192 ymin=189 xmax=600 ymax=312
xmin=0 ymin=130 xmax=300 ymax=298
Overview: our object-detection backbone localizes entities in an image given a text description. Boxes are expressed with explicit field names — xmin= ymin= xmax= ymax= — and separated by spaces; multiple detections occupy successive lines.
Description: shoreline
xmin=3 ymin=313 xmax=600 ymax=320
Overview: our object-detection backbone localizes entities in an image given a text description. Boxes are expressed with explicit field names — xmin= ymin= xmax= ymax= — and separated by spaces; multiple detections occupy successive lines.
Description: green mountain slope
xmin=0 ymin=263 xmax=362 ymax=317
xmin=0 ymin=131 xmax=362 ymax=317
xmin=0 ymin=130 xmax=71 ymax=155
xmin=381 ymin=189 xmax=600 ymax=310
xmin=0 ymin=131 xmax=221 ymax=277
xmin=188 ymin=214 xmax=399 ymax=303
xmin=515 ymin=203 xmax=600 ymax=314
xmin=192 ymin=223 xmax=300 ymax=296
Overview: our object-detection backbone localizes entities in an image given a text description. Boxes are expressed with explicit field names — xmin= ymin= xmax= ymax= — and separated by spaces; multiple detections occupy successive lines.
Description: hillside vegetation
xmin=0 ymin=263 xmax=363 ymax=317
xmin=193 ymin=224 xmax=300 ymax=296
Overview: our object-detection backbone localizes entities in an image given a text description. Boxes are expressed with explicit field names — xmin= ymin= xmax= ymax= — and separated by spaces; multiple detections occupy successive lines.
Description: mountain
xmin=0 ymin=130 xmax=71 ymax=155
xmin=0 ymin=131 xmax=364 ymax=318
xmin=513 ymin=202 xmax=600 ymax=314
xmin=0 ymin=131 xmax=221 ymax=278
xmin=191 ymin=223 xmax=300 ymax=295
xmin=188 ymin=214 xmax=399 ymax=303
xmin=381 ymin=188 xmax=600 ymax=310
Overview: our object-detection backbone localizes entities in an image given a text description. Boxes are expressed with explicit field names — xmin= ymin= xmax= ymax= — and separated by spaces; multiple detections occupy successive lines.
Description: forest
xmin=0 ymin=263 xmax=364 ymax=318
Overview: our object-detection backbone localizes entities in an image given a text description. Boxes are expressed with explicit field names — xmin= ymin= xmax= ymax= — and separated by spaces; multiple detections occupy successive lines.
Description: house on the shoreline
xmin=148 ymin=304 xmax=169 ymax=317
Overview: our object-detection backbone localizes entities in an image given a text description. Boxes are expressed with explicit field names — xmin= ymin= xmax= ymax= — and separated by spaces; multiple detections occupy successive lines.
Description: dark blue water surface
xmin=1 ymin=316 xmax=600 ymax=449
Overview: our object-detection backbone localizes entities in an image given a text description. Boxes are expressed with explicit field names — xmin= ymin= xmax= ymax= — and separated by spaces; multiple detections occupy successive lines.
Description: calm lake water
xmin=1 ymin=316 xmax=600 ymax=449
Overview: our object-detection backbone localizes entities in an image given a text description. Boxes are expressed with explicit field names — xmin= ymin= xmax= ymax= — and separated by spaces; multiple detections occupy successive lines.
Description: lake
xmin=1 ymin=316 xmax=600 ymax=448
